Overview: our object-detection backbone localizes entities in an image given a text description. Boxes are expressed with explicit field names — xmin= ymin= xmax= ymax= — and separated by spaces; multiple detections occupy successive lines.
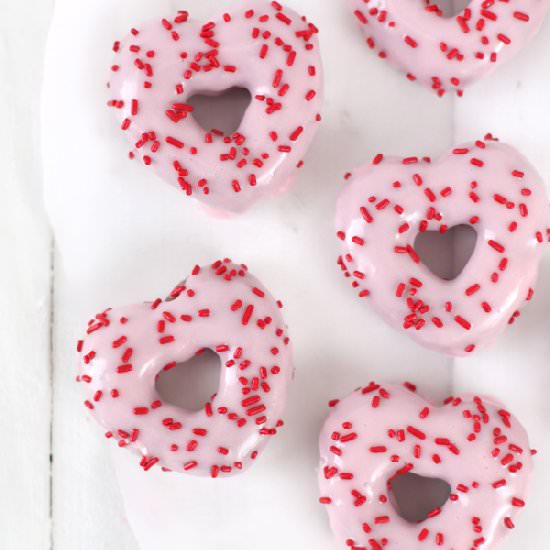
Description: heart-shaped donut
xmin=77 ymin=259 xmax=293 ymax=477
xmin=335 ymin=136 xmax=549 ymax=356
xmin=319 ymin=383 xmax=533 ymax=550
xmin=348 ymin=0 xmax=550 ymax=96
xmin=107 ymin=2 xmax=323 ymax=214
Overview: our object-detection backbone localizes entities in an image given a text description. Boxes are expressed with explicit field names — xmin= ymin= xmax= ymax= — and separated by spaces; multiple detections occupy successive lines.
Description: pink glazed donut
xmin=77 ymin=260 xmax=293 ymax=477
xmin=319 ymin=383 xmax=534 ymax=550
xmin=107 ymin=2 xmax=323 ymax=214
xmin=336 ymin=135 xmax=549 ymax=356
xmin=348 ymin=0 xmax=550 ymax=96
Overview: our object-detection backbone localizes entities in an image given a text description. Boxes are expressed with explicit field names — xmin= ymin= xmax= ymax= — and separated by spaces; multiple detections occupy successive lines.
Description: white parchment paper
xmin=42 ymin=0 xmax=550 ymax=548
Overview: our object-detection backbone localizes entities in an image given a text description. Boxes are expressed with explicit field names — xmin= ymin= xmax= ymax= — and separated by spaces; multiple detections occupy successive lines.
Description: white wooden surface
xmin=1 ymin=1 xmax=53 ymax=549
xmin=1 ymin=0 xmax=549 ymax=548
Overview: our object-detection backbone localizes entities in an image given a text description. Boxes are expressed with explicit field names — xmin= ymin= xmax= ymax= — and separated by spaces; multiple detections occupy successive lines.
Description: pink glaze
xmin=77 ymin=260 xmax=293 ymax=477
xmin=335 ymin=136 xmax=549 ymax=356
xmin=107 ymin=2 xmax=323 ymax=214
xmin=348 ymin=0 xmax=550 ymax=96
xmin=319 ymin=383 xmax=534 ymax=549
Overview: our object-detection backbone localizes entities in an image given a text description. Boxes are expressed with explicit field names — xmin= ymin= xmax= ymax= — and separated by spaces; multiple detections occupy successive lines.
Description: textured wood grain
xmin=0 ymin=2 xmax=54 ymax=549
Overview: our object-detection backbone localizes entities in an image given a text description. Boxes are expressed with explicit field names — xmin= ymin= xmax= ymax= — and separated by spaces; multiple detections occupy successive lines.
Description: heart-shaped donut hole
xmin=187 ymin=87 xmax=252 ymax=137
xmin=389 ymin=472 xmax=451 ymax=523
xmin=420 ymin=0 xmax=471 ymax=18
xmin=414 ymin=224 xmax=477 ymax=281
xmin=155 ymin=348 xmax=221 ymax=412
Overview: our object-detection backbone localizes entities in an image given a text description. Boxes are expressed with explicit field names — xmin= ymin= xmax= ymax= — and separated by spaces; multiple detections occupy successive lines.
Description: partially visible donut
xmin=335 ymin=136 xmax=549 ymax=355
xmin=319 ymin=382 xmax=534 ymax=549
xmin=77 ymin=259 xmax=293 ymax=477
xmin=348 ymin=0 xmax=550 ymax=96
xmin=107 ymin=2 xmax=323 ymax=214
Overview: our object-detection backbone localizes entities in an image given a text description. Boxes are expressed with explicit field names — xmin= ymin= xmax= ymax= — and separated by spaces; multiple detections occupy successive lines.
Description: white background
xmin=2 ymin=0 xmax=550 ymax=549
